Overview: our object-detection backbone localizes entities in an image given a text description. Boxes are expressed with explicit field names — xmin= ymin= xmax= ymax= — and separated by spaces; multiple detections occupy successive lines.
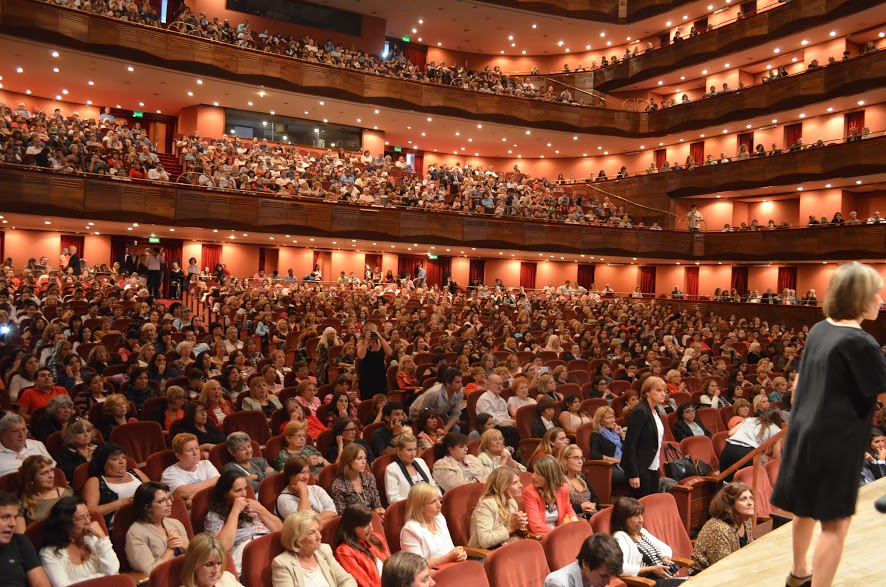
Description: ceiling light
xmin=606 ymin=41 xmax=611 ymax=46
xmin=318 ymin=100 xmax=324 ymax=105
xmin=797 ymin=187 xmax=803 ymax=191
xmin=724 ymin=63 xmax=730 ymax=67
xmin=51 ymin=50 xmax=59 ymax=57
xmin=127 ymin=66 xmax=134 ymax=71
xmin=856 ymin=180 xmax=863 ymax=185
xmin=666 ymin=21 xmax=672 ymax=26
xmin=187 ymin=91 xmax=193 ymax=96
xmin=508 ymin=35 xmax=514 ymax=40
xmin=247 ymin=101 xmax=253 ymax=106
xmin=586 ymin=45 xmax=591 ymax=50
xmin=708 ymin=4 xmax=713 ymax=9
xmin=702 ymin=69 xmax=708 ymax=74
xmin=825 ymin=184 xmax=832 ymax=188
xmin=53 ymin=67 xmax=59 ymax=73
xmin=558 ymin=41 xmax=564 ymax=46
xmin=658 ymin=80 xmax=663 ymax=85
xmin=86 ymin=100 xmax=92 ymax=105
xmin=213 ymin=102 xmax=219 ymax=106
xmin=773 ymin=48 xmax=780 ymax=53
xmin=858 ymin=100 xmax=865 ymax=105
xmin=418 ymin=19 xmax=424 ymax=24
xmin=196 ymin=79 xmax=203 ymax=84
xmin=61 ymin=89 xmax=68 ymax=94
xmin=680 ymin=76 xmax=685 ymax=80
xmin=55 ymin=95 xmax=61 ymax=100
xmin=746 ymin=124 xmax=752 ymax=128
xmin=792 ymin=57 xmax=798 ymax=62
xmin=139 ymin=102 xmax=144 ymax=106
xmin=16 ymin=67 xmax=23 ymax=73
xmin=526 ymin=130 xmax=531 ymax=134
xmin=772 ymin=119 xmax=778 ymax=123
xmin=801 ymin=40 xmax=808 ymax=45
xmin=88 ymin=80 xmax=94 ymax=85
xmin=437 ymin=42 xmax=442 ymax=46
xmin=522 ymin=50 xmax=526 ymax=54
xmin=412 ymin=28 xmax=417 ymax=33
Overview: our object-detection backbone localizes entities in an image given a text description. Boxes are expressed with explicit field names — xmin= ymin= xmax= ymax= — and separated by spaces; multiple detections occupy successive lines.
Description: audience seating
xmin=541 ymin=518 xmax=593 ymax=571
xmin=110 ymin=495 xmax=193 ymax=574
xmin=441 ymin=482 xmax=485 ymax=547
xmin=149 ymin=551 xmax=237 ymax=587
xmin=432 ymin=560 xmax=491 ymax=587
xmin=189 ymin=483 xmax=255 ymax=534
xmin=383 ymin=499 xmax=407 ymax=553
xmin=240 ymin=531 xmax=284 ymax=587
xmin=111 ymin=421 xmax=166 ymax=467
xmin=145 ymin=449 xmax=178 ymax=482
xmin=222 ymin=411 xmax=271 ymax=446
xmin=679 ymin=435 xmax=720 ymax=472
xmin=485 ymin=538 xmax=550 ymax=587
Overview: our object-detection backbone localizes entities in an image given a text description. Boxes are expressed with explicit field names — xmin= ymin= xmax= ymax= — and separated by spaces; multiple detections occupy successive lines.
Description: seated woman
xmin=74 ymin=373 xmax=108 ymax=416
xmin=530 ymin=397 xmax=558 ymax=438
xmin=720 ymin=407 xmax=783 ymax=481
xmin=97 ymin=393 xmax=132 ymax=440
xmin=35 ymin=394 xmax=76 ymax=443
xmin=147 ymin=353 xmax=180 ymax=391
xmin=528 ymin=427 xmax=569 ymax=468
xmin=56 ymin=419 xmax=99 ymax=483
xmin=432 ymin=432 xmax=488 ymax=492
xmin=536 ymin=373 xmax=564 ymax=403
xmin=204 ymin=469 xmax=282 ymax=576
xmin=274 ymin=421 xmax=330 ymax=475
xmin=699 ymin=380 xmax=730 ymax=410
xmin=588 ymin=376 xmax=617 ymax=404
xmin=727 ymin=399 xmax=751 ymax=429
xmin=468 ymin=467 xmax=529 ymax=549
xmin=179 ymin=532 xmax=244 ymax=587
xmin=329 ymin=443 xmax=384 ymax=517
xmin=275 ymin=456 xmax=337 ymax=524
xmin=123 ymin=366 xmax=162 ymax=413
xmin=279 ymin=397 xmax=327 ymax=439
xmin=395 ymin=355 xmax=422 ymax=398
xmin=558 ymin=394 xmax=592 ymax=435
xmin=156 ymin=386 xmax=186 ymax=431
xmin=83 ymin=442 xmax=149 ymax=528
xmin=522 ymin=455 xmax=578 ymax=535
xmin=180 ymin=401 xmax=226 ymax=460
xmin=558 ymin=445 xmax=599 ymax=519
xmin=768 ymin=376 xmax=789 ymax=403
xmin=242 ymin=376 xmax=283 ymax=420
xmin=15 ymin=455 xmax=72 ymax=531
xmin=222 ymin=431 xmax=275 ymax=491
xmin=295 ymin=379 xmax=322 ymax=418
xmin=476 ymin=428 xmax=525 ymax=478
xmin=333 ymin=503 xmax=390 ymax=587
xmin=692 ymin=482 xmax=755 ymax=571
xmin=384 ymin=433 xmax=439 ymax=505
xmin=589 ymin=406 xmax=629 ymax=485
xmin=125 ymin=481 xmax=190 ymax=575
xmin=413 ymin=408 xmax=446 ymax=450
xmin=39 ymin=496 xmax=120 ymax=586
xmin=610 ymin=497 xmax=686 ymax=586
xmin=271 ymin=510 xmax=355 ymax=587
xmin=673 ymin=403 xmax=712 ymax=442
xmin=507 ymin=375 xmax=536 ymax=419
xmin=201 ymin=380 xmax=235 ymax=427
xmin=327 ymin=417 xmax=375 ymax=464
xmin=400 ymin=483 xmax=467 ymax=569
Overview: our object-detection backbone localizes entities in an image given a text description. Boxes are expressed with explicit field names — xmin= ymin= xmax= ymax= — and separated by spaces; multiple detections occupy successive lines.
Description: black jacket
xmin=673 ymin=419 xmax=712 ymax=442
xmin=531 ymin=418 xmax=551 ymax=439
xmin=589 ymin=431 xmax=621 ymax=461
xmin=622 ymin=400 xmax=662 ymax=479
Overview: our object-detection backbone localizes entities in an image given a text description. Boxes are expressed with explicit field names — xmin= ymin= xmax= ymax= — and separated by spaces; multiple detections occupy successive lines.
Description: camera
xmin=0 ymin=325 xmax=8 ymax=334
xmin=370 ymin=331 xmax=378 ymax=339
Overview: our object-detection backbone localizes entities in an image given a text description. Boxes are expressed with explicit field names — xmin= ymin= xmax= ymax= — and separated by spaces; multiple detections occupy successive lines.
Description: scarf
xmin=600 ymin=427 xmax=623 ymax=460
xmin=395 ymin=456 xmax=430 ymax=487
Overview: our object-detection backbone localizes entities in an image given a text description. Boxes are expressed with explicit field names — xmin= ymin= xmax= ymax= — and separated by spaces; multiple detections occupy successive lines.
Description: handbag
xmin=694 ymin=458 xmax=715 ymax=476
xmin=663 ymin=444 xmax=697 ymax=482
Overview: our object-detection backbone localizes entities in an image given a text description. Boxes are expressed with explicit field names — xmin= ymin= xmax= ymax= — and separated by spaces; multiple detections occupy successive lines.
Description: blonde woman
xmin=468 ymin=467 xmax=528 ymax=549
xmin=384 ymin=433 xmax=439 ymax=505
xmin=315 ymin=326 xmax=341 ymax=386
xmin=200 ymin=380 xmax=234 ymax=427
xmin=536 ymin=373 xmax=563 ymax=402
xmin=16 ymin=455 xmax=72 ymax=531
xmin=242 ymin=377 xmax=283 ymax=420
xmin=477 ymin=428 xmax=525 ymax=477
xmin=179 ymin=532 xmax=243 ymax=587
xmin=271 ymin=510 xmax=355 ymax=587
xmin=529 ymin=427 xmax=569 ymax=467
xmin=400 ymin=483 xmax=466 ymax=569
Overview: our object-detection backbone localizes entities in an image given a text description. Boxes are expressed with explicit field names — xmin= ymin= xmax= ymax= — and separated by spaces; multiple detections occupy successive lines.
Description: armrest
xmin=620 ymin=576 xmax=656 ymax=587
xmin=671 ymin=557 xmax=694 ymax=568
xmin=582 ymin=460 xmax=616 ymax=504
xmin=463 ymin=546 xmax=492 ymax=560
xmin=124 ymin=571 xmax=149 ymax=585
xmin=516 ymin=529 xmax=543 ymax=541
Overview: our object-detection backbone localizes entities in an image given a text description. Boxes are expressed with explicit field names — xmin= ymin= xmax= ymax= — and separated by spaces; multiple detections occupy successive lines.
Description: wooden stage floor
xmin=686 ymin=477 xmax=886 ymax=586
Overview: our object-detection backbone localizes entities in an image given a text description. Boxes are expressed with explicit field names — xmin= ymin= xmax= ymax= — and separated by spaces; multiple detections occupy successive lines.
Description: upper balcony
xmin=471 ymin=0 xmax=698 ymax=24
xmin=0 ymin=0 xmax=880 ymax=139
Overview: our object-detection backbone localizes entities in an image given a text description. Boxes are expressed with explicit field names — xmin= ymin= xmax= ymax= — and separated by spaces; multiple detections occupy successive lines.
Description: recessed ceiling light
xmin=187 ymin=91 xmax=193 ymax=96
xmin=773 ymin=48 xmax=780 ymax=53
xmin=51 ymin=51 xmax=59 ymax=57
xmin=827 ymin=107 xmax=833 ymax=112
xmin=16 ymin=67 xmax=23 ymax=73
xmin=53 ymin=67 xmax=59 ymax=73
xmin=858 ymin=100 xmax=865 ymax=105
xmin=247 ymin=101 xmax=253 ymax=106
xmin=127 ymin=66 xmax=134 ymax=71
xmin=825 ymin=184 xmax=832 ymax=188
xmin=61 ymin=89 xmax=68 ymax=94
xmin=213 ymin=102 xmax=219 ymax=106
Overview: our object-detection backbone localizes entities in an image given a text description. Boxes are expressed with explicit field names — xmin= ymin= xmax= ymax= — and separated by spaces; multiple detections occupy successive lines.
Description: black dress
xmin=771 ymin=321 xmax=886 ymax=520
xmin=357 ymin=347 xmax=388 ymax=401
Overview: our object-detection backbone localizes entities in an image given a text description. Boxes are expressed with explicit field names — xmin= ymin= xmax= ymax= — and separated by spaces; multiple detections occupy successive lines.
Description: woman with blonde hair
xmin=477 ymin=428 xmax=525 ymax=477
xmin=179 ymin=532 xmax=243 ymax=587
xmin=559 ymin=444 xmax=599 ymax=519
xmin=242 ymin=376 xmax=283 ymax=419
xmin=523 ymin=455 xmax=578 ymax=535
xmin=529 ymin=426 xmax=569 ymax=467
xmin=468 ymin=467 xmax=528 ymax=549
xmin=316 ymin=326 xmax=341 ymax=386
xmin=16 ymin=455 xmax=71 ymax=531
xmin=400 ymin=483 xmax=466 ymax=568
xmin=56 ymin=418 xmax=98 ymax=483
xmin=384 ymin=433 xmax=439 ymax=505
xmin=200 ymin=380 xmax=234 ymax=427
xmin=536 ymin=373 xmax=564 ymax=402
xmin=271 ymin=510 xmax=355 ymax=587
xmin=395 ymin=356 xmax=421 ymax=396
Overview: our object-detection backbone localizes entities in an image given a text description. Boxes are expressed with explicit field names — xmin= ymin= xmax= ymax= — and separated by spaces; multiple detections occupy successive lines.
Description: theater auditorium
xmin=0 ymin=0 xmax=884 ymax=586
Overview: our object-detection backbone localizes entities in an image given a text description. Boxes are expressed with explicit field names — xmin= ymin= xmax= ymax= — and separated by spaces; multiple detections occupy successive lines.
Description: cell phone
xmin=539 ymin=366 xmax=550 ymax=374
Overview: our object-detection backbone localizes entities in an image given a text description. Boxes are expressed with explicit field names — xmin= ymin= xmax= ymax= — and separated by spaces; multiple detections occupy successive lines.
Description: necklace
xmin=297 ymin=553 xmax=317 ymax=573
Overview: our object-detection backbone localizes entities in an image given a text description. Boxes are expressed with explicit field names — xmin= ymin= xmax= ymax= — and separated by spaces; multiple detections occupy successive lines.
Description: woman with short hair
xmin=83 ymin=442 xmax=149 ymax=527
xmin=476 ymin=428 xmax=525 ymax=477
xmin=692 ymin=482 xmax=755 ymax=571
xmin=275 ymin=456 xmax=337 ymax=524
xmin=673 ymin=403 xmax=712 ymax=442
xmin=222 ymin=431 xmax=275 ymax=491
xmin=432 ymin=432 xmax=487 ymax=491
xmin=271 ymin=510 xmax=356 ymax=587
xmin=400 ymin=483 xmax=466 ymax=569
xmin=35 ymin=394 xmax=76 ymax=443
xmin=200 ymin=380 xmax=235 ymax=427
xmin=610 ymin=497 xmax=684 ymax=586
xmin=56 ymin=419 xmax=98 ymax=483
xmin=274 ymin=421 xmax=329 ymax=474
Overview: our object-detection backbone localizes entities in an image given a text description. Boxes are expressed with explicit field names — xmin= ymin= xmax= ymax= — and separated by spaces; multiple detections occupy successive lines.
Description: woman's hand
xmin=231 ymin=496 xmax=248 ymax=517
xmin=449 ymin=546 xmax=467 ymax=562
xmin=508 ymin=511 xmax=528 ymax=533
xmin=244 ymin=498 xmax=265 ymax=516
xmin=86 ymin=520 xmax=107 ymax=538
xmin=166 ymin=528 xmax=184 ymax=551
xmin=642 ymin=565 xmax=671 ymax=578
xmin=373 ymin=507 xmax=385 ymax=525
xmin=581 ymin=501 xmax=597 ymax=515
xmin=336 ymin=435 xmax=344 ymax=450
xmin=628 ymin=477 xmax=640 ymax=489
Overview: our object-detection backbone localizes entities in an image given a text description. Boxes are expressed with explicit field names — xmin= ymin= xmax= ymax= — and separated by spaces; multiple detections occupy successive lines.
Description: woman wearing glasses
xmin=125 ymin=481 xmax=190 ymax=574
xmin=558 ymin=445 xmax=599 ymax=519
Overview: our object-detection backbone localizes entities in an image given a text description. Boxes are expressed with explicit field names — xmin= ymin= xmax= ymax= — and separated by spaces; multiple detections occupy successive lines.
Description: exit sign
xmin=428 ymin=254 xmax=438 ymax=260
xmin=393 ymin=147 xmax=402 ymax=152
xmin=148 ymin=237 xmax=160 ymax=243
xmin=132 ymin=111 xmax=144 ymax=118
xmin=401 ymin=36 xmax=410 ymax=42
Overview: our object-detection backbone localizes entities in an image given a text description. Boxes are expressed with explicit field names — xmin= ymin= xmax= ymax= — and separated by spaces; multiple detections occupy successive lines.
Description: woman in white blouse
xmin=275 ymin=456 xmax=337 ymax=524
xmin=40 ymin=496 xmax=120 ymax=587
xmin=610 ymin=497 xmax=684 ymax=585
xmin=399 ymin=483 xmax=467 ymax=569
xmin=431 ymin=432 xmax=488 ymax=492
xmin=384 ymin=434 xmax=439 ymax=505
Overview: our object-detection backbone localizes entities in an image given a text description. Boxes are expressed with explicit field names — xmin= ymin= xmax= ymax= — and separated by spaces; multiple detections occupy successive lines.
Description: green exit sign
xmin=428 ymin=254 xmax=438 ymax=260
xmin=132 ymin=111 xmax=144 ymax=118
xmin=148 ymin=237 xmax=160 ymax=243
xmin=393 ymin=147 xmax=402 ymax=152
xmin=401 ymin=36 xmax=410 ymax=43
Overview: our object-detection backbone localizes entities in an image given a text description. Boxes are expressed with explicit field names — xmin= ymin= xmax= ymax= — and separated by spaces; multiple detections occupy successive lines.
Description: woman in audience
xmin=222 ymin=431 xmax=275 ymax=491
xmin=536 ymin=373 xmax=564 ymax=402
xmin=468 ymin=467 xmax=528 ymax=549
xmin=179 ymin=532 xmax=243 ymax=587
xmin=728 ymin=398 xmax=751 ymax=429
xmin=271 ymin=510 xmax=355 ymax=587
xmin=531 ymin=396 xmax=558 ymax=438
xmin=559 ymin=444 xmax=599 ymax=519
xmin=275 ymin=456 xmax=337 ymax=523
xmin=123 ymin=366 xmax=162 ymax=413
xmin=295 ymin=379 xmax=322 ymax=418
xmin=529 ymin=426 xmax=569 ymax=467
xmin=327 ymin=416 xmax=372 ymax=464
xmin=196 ymin=350 xmax=221 ymax=379
xmin=432 ymin=431 xmax=488 ymax=491
xmin=333 ymin=503 xmax=390 ymax=587
xmin=7 ymin=352 xmax=39 ymax=404
xmin=220 ymin=364 xmax=247 ymax=400
xmin=275 ymin=421 xmax=330 ymax=474
xmin=56 ymin=353 xmax=84 ymax=393
xmin=507 ymin=375 xmax=536 ymax=418
xmin=125 ymin=481 xmax=190 ymax=574
xmin=412 ymin=408 xmax=445 ymax=450
xmin=768 ymin=376 xmax=789 ymax=402
xmin=558 ymin=393 xmax=592 ymax=435
xmin=35 ymin=394 xmax=76 ymax=442
xmin=15 ymin=455 xmax=71 ymax=531
xmin=329 ymin=443 xmax=384 ymax=517
xmin=692 ymin=481 xmax=755 ymax=571
xmin=98 ymin=393 xmax=132 ymax=439
xmin=673 ymin=403 xmax=712 ymax=442
xmin=200 ymin=380 xmax=235 ymax=427
xmin=83 ymin=442 xmax=149 ymax=528
xmin=720 ymin=407 xmax=783 ymax=481
xmin=242 ymin=377 xmax=282 ymax=419
xmin=74 ymin=372 xmax=108 ymax=415
xmin=40 ymin=496 xmax=120 ymax=587
xmin=589 ymin=406 xmax=629 ymax=488
xmin=157 ymin=386 xmax=186 ymax=431
xmin=395 ymin=355 xmax=421 ymax=397
xmin=56 ymin=419 xmax=99 ymax=483
xmin=476 ymin=428 xmax=525 ymax=477
xmin=699 ymin=380 xmax=730 ymax=409
xmin=610 ymin=497 xmax=684 ymax=586
xmin=328 ymin=390 xmax=359 ymax=427
xmin=384 ymin=433 xmax=439 ymax=505
xmin=181 ymin=400 xmax=226 ymax=459
xmin=280 ymin=396 xmax=327 ymax=439
xmin=752 ymin=393 xmax=770 ymax=416
xmin=400 ymin=483 xmax=467 ymax=568
xmin=148 ymin=352 xmax=180 ymax=390
xmin=523 ymin=455 xmax=578 ymax=535
xmin=204 ymin=469 xmax=282 ymax=575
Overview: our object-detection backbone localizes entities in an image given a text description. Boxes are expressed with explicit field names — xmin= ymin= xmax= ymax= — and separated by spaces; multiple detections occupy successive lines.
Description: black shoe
xmin=785 ymin=572 xmax=812 ymax=587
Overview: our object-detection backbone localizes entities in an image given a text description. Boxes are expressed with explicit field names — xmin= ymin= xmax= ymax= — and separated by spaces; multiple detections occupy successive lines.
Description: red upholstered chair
xmin=371 ymin=451 xmax=397 ymax=506
xmin=712 ymin=431 xmax=729 ymax=459
xmin=240 ymin=531 xmax=285 ymax=587
xmin=149 ymin=551 xmax=237 ymax=587
xmin=541 ymin=517 xmax=593 ymax=571
xmin=608 ymin=380 xmax=630 ymax=396
xmin=441 ymin=482 xmax=485 ymax=547
xmin=696 ymin=407 xmax=725 ymax=435
xmin=362 ymin=421 xmax=385 ymax=444
xmin=516 ymin=404 xmax=537 ymax=440
xmin=315 ymin=429 xmax=334 ymax=459
xmin=670 ymin=392 xmax=691 ymax=407
xmin=265 ymin=435 xmax=285 ymax=463
xmin=681 ymin=377 xmax=702 ymax=393
xmin=719 ymin=405 xmax=734 ymax=430
xmin=589 ymin=505 xmax=613 ymax=534
xmin=223 ymin=410 xmax=271 ymax=445
xmin=146 ymin=449 xmax=178 ymax=482
xmin=580 ymin=399 xmax=608 ymax=421
xmin=140 ymin=396 xmax=168 ymax=425
xmin=74 ymin=577 xmax=137 ymax=587
xmin=111 ymin=495 xmax=193 ymax=573
xmin=679 ymin=435 xmax=720 ymax=472
xmin=431 ymin=560 xmax=490 ymax=587
xmin=485 ymin=538 xmax=550 ymax=587
xmin=258 ymin=472 xmax=287 ymax=514
xmin=383 ymin=499 xmax=407 ymax=553
xmin=111 ymin=420 xmax=166 ymax=467
xmin=317 ymin=463 xmax=338 ymax=492
xmin=420 ymin=446 xmax=437 ymax=470
xmin=567 ymin=359 xmax=590 ymax=372
xmin=765 ymin=458 xmax=780 ymax=488
xmin=639 ymin=493 xmax=694 ymax=569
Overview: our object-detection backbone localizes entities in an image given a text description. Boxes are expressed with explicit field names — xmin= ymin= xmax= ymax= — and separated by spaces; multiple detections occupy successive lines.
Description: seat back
xmin=258 ymin=472 xmax=287 ymax=514
xmin=734 ymin=465 xmax=774 ymax=517
xmin=441 ymin=482 xmax=485 ymax=546
xmin=574 ymin=422 xmax=594 ymax=455
xmin=696 ymin=407 xmax=725 ymax=434
xmin=384 ymin=499 xmax=407 ymax=553
xmin=486 ymin=538 xmax=550 ymax=587
xmin=223 ymin=410 xmax=271 ymax=445
xmin=679 ymin=435 xmax=719 ymax=470
xmin=264 ymin=435 xmax=285 ymax=464
xmin=140 ymin=396 xmax=168 ymax=425
xmin=639 ymin=492 xmax=693 ymax=559
xmin=321 ymin=511 xmax=385 ymax=546
xmin=516 ymin=404 xmax=537 ymax=439
xmin=371 ymin=452 xmax=397 ymax=506
xmin=146 ymin=449 xmax=178 ymax=482
xmin=72 ymin=577 xmax=137 ymax=587
xmin=111 ymin=420 xmax=166 ymax=467
xmin=541 ymin=518 xmax=593 ymax=571
xmin=588 ymin=505 xmax=613 ymax=534
xmin=431 ymin=560 xmax=490 ymax=587
xmin=240 ymin=531 xmax=285 ymax=587
xmin=712 ymin=431 xmax=729 ymax=458
xmin=317 ymin=464 xmax=338 ymax=492
xmin=764 ymin=458 xmax=780 ymax=488
xmin=362 ymin=421 xmax=385 ymax=443
xmin=719 ymin=405 xmax=734 ymax=430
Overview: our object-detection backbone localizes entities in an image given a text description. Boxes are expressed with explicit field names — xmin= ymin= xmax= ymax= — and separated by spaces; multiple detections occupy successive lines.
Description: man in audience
xmin=0 ymin=491 xmax=51 ymax=587
xmin=161 ymin=433 xmax=220 ymax=507
xmin=0 ymin=415 xmax=53 ymax=477
xmin=381 ymin=552 xmax=435 ymax=587
xmin=371 ymin=401 xmax=407 ymax=457
xmin=476 ymin=373 xmax=520 ymax=451
xmin=17 ymin=368 xmax=69 ymax=422
xmin=544 ymin=533 xmax=624 ymax=587
xmin=409 ymin=368 xmax=464 ymax=433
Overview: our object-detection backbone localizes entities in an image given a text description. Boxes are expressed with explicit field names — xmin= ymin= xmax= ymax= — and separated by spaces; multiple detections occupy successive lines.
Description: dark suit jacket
xmin=622 ymin=400 xmax=662 ymax=478
xmin=67 ymin=253 xmax=81 ymax=276
xmin=673 ymin=419 xmax=712 ymax=442
xmin=589 ymin=431 xmax=620 ymax=460
xmin=531 ymin=418 xmax=551 ymax=439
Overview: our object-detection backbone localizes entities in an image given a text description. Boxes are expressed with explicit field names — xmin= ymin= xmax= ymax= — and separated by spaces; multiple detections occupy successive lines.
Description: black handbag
xmin=695 ymin=458 xmax=715 ymax=476
xmin=663 ymin=444 xmax=697 ymax=482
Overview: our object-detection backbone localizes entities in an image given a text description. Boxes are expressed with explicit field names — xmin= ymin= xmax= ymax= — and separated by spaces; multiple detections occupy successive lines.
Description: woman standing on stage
xmin=771 ymin=263 xmax=886 ymax=587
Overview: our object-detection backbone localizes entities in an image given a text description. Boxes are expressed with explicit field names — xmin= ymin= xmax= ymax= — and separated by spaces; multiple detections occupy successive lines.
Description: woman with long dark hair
xmin=333 ymin=503 xmax=390 ymax=587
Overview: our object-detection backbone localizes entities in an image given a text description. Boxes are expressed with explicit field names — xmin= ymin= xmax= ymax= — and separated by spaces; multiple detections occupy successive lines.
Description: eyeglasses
xmin=74 ymin=513 xmax=91 ymax=523
xmin=343 ymin=427 xmax=357 ymax=433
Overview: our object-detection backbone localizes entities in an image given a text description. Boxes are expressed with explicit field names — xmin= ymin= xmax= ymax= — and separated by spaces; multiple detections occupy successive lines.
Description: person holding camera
xmin=145 ymin=246 xmax=165 ymax=298
xmin=357 ymin=323 xmax=391 ymax=401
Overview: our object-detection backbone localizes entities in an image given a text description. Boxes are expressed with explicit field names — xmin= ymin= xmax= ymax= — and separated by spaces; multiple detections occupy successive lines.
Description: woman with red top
xmin=334 ymin=503 xmax=390 ymax=587
xmin=199 ymin=379 xmax=234 ymax=427
xmin=522 ymin=454 xmax=578 ymax=535
xmin=162 ymin=386 xmax=186 ymax=431
xmin=295 ymin=379 xmax=322 ymax=417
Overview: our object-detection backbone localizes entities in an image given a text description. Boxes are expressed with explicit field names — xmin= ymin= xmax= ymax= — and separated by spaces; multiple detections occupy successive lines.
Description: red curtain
xmin=60 ymin=235 xmax=85 ymax=260
xmin=401 ymin=44 xmax=427 ymax=70
xmin=162 ymin=239 xmax=183 ymax=298
xmin=412 ymin=153 xmax=424 ymax=176
xmin=731 ymin=266 xmax=749 ymax=295
xmin=469 ymin=259 xmax=485 ymax=286
xmin=737 ymin=132 xmax=754 ymax=154
xmin=844 ymin=110 xmax=865 ymax=137
xmin=639 ymin=267 xmax=656 ymax=295
xmin=576 ymin=264 xmax=595 ymax=290
xmin=397 ymin=254 xmax=424 ymax=280
xmin=690 ymin=141 xmax=705 ymax=165
xmin=784 ymin=123 xmax=803 ymax=148
xmin=258 ymin=248 xmax=266 ymax=271
xmin=777 ymin=266 xmax=797 ymax=292
xmin=684 ymin=266 xmax=699 ymax=298
xmin=365 ymin=254 xmax=383 ymax=273
xmin=654 ymin=149 xmax=667 ymax=168
xmin=520 ymin=262 xmax=537 ymax=289
xmin=426 ymin=256 xmax=451 ymax=287
xmin=110 ymin=235 xmax=127 ymax=269
xmin=312 ymin=251 xmax=320 ymax=271
xmin=201 ymin=244 xmax=221 ymax=273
